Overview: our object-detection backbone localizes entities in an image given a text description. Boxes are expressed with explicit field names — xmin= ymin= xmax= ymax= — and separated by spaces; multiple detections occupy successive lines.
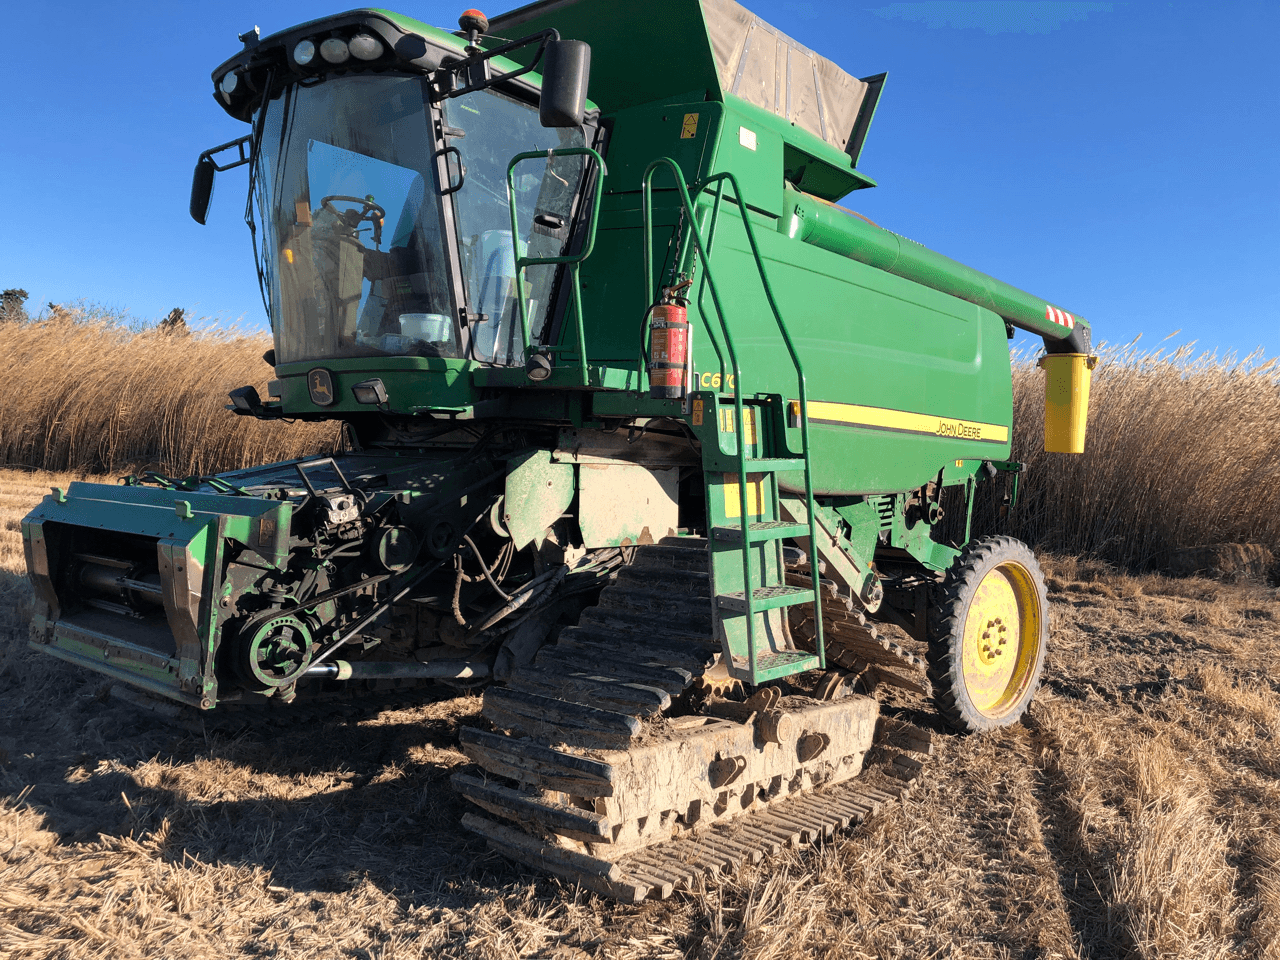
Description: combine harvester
xmin=22 ymin=0 xmax=1096 ymax=900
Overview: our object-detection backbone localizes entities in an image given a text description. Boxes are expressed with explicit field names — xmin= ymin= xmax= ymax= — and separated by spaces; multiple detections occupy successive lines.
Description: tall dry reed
xmin=999 ymin=340 xmax=1280 ymax=569
xmin=1 ymin=315 xmax=335 ymax=477
xmin=3 ymin=315 xmax=1276 ymax=567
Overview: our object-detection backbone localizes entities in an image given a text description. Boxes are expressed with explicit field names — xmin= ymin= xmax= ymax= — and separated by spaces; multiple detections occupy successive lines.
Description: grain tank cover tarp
xmin=490 ymin=0 xmax=873 ymax=157
xmin=702 ymin=0 xmax=868 ymax=155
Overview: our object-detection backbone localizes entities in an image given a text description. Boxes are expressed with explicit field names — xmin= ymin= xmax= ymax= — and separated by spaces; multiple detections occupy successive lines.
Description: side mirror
xmin=190 ymin=156 xmax=216 ymax=225
xmin=539 ymin=40 xmax=590 ymax=127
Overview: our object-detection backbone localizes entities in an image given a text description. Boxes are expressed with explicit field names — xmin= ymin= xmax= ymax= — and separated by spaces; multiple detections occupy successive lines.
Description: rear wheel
xmin=927 ymin=536 xmax=1048 ymax=733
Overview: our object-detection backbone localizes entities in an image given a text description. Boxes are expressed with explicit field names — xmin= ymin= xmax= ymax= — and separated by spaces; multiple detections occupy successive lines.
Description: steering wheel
xmin=321 ymin=195 xmax=386 ymax=248
xmin=321 ymin=195 xmax=386 ymax=222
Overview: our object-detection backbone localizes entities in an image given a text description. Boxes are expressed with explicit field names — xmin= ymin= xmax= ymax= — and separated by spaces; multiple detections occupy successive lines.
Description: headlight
xmin=219 ymin=71 xmax=239 ymax=96
xmin=351 ymin=378 xmax=389 ymax=405
xmin=320 ymin=38 xmax=350 ymax=64
xmin=349 ymin=34 xmax=384 ymax=61
xmin=293 ymin=39 xmax=316 ymax=65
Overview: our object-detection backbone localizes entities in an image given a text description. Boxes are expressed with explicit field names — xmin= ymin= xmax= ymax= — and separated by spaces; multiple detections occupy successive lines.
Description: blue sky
xmin=3 ymin=1 xmax=1276 ymax=357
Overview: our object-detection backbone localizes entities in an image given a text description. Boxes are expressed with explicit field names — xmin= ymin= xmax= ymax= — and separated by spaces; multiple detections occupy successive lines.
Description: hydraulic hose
xmin=464 ymin=534 xmax=513 ymax=601
xmin=466 ymin=565 xmax=568 ymax=640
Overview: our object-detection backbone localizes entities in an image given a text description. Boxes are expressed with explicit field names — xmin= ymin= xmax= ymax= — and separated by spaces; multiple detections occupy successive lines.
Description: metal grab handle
xmin=434 ymin=145 xmax=465 ymax=196
xmin=504 ymin=146 xmax=607 ymax=382
xmin=504 ymin=147 xmax=607 ymax=266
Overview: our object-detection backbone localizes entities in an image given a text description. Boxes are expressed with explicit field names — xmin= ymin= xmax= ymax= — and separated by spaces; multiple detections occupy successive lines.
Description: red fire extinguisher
xmin=648 ymin=280 xmax=692 ymax=400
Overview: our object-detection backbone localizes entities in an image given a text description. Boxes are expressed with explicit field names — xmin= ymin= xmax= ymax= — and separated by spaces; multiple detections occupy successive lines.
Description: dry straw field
xmin=0 ymin=314 xmax=335 ymax=478
xmin=0 ymin=316 xmax=1276 ymax=570
xmin=1 ymin=315 xmax=1278 ymax=958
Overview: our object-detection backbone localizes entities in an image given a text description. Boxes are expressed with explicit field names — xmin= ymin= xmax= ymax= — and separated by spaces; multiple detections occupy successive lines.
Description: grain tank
xmin=21 ymin=0 xmax=1096 ymax=900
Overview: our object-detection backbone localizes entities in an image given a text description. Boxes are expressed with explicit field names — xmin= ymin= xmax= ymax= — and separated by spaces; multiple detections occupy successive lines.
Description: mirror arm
xmin=433 ymin=28 xmax=560 ymax=102
xmin=198 ymin=135 xmax=253 ymax=173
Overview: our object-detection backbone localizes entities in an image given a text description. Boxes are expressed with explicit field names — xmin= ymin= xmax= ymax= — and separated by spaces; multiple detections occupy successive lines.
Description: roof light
xmin=320 ymin=37 xmax=350 ymax=64
xmin=219 ymin=71 xmax=239 ymax=97
xmin=349 ymin=34 xmax=384 ymax=61
xmin=459 ymin=9 xmax=489 ymax=53
xmin=293 ymin=39 xmax=316 ymax=65
xmin=459 ymin=9 xmax=490 ymax=34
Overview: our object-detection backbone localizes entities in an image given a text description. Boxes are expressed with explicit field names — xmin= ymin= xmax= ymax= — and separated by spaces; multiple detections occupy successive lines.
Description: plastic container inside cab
xmin=1038 ymin=353 xmax=1098 ymax=454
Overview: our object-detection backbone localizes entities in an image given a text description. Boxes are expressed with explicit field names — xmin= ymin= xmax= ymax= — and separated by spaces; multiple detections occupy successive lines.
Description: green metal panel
xmin=274 ymin=356 xmax=479 ymax=416
xmin=601 ymin=99 xmax=720 ymax=199
xmin=709 ymin=102 xmax=786 ymax=217
xmin=679 ymin=195 xmax=1013 ymax=495
xmin=491 ymin=0 xmax=878 ymax=200
xmin=504 ymin=449 xmax=575 ymax=548
xmin=578 ymin=463 xmax=680 ymax=547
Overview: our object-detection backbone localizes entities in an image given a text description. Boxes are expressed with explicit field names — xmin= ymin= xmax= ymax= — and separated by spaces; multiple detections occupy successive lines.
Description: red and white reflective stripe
xmin=1045 ymin=305 xmax=1075 ymax=329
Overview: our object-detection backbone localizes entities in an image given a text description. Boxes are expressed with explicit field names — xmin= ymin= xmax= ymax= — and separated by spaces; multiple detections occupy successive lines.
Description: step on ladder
xmin=706 ymin=412 xmax=825 ymax=685
xmin=638 ymin=159 xmax=827 ymax=688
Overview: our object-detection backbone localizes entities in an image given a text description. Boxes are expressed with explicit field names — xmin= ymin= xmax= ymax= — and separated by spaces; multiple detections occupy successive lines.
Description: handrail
xmin=505 ymin=146 xmax=606 ymax=386
xmin=640 ymin=159 xmax=825 ymax=677
xmin=635 ymin=183 xmax=729 ymax=390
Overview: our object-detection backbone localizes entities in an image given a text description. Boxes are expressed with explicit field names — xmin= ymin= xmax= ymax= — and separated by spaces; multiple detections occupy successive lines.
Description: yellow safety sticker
xmin=789 ymin=400 xmax=1009 ymax=444
xmin=691 ymin=397 xmax=705 ymax=426
xmin=723 ymin=474 xmax=765 ymax=518
xmin=719 ymin=407 xmax=758 ymax=444
xmin=681 ymin=113 xmax=699 ymax=139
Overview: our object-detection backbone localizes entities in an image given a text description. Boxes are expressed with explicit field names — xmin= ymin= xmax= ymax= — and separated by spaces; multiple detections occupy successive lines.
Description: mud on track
xmin=3 ymin=471 xmax=1280 ymax=959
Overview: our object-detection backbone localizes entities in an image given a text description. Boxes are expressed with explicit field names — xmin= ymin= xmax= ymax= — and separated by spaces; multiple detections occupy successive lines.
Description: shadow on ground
xmin=0 ymin=664 xmax=545 ymax=909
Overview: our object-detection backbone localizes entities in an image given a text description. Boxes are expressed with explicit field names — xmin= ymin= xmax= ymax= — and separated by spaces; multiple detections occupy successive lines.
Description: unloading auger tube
xmin=455 ymin=539 xmax=935 ymax=902
xmin=781 ymin=187 xmax=1093 ymax=355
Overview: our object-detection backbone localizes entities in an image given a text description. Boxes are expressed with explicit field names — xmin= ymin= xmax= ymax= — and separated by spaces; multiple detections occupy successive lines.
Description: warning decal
xmin=681 ymin=113 xmax=699 ymax=139
xmin=1045 ymin=305 xmax=1076 ymax=330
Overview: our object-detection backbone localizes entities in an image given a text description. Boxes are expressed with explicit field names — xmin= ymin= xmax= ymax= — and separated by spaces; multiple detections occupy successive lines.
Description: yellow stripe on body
xmin=790 ymin=400 xmax=1009 ymax=444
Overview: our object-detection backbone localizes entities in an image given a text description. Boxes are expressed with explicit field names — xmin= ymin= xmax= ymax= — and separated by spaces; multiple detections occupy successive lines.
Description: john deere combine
xmin=21 ymin=0 xmax=1096 ymax=900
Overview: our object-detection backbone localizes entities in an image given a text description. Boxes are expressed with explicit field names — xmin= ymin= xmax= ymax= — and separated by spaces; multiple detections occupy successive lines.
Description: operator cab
xmin=193 ymin=9 xmax=598 ymax=369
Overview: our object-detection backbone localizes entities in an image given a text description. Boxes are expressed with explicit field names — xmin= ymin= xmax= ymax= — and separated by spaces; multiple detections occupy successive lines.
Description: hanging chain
xmin=667 ymin=199 xmax=701 ymax=291
xmin=664 ymin=203 xmax=686 ymax=290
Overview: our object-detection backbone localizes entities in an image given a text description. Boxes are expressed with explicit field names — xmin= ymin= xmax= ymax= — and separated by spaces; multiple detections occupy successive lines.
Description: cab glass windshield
xmin=254 ymin=75 xmax=458 ymax=364
xmin=253 ymin=73 xmax=590 ymax=366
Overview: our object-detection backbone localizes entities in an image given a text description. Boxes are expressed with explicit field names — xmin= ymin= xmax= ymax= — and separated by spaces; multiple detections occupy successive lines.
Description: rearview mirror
xmin=539 ymin=40 xmax=591 ymax=127
xmin=190 ymin=156 xmax=217 ymax=225
xmin=187 ymin=136 xmax=252 ymax=225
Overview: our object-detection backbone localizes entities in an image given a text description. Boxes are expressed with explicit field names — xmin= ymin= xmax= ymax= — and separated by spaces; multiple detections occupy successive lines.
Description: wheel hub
xmin=961 ymin=562 xmax=1041 ymax=718
xmin=976 ymin=616 xmax=1009 ymax=665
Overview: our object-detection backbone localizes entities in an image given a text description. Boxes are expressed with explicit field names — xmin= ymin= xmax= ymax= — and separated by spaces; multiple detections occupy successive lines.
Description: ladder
xmin=641 ymin=161 xmax=825 ymax=686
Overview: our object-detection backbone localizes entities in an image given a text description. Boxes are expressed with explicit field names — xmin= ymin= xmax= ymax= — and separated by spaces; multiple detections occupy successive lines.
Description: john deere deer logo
xmin=308 ymin=368 xmax=336 ymax=406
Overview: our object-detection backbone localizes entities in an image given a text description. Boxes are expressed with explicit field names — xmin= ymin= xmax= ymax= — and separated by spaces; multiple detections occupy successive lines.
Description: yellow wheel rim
xmin=960 ymin=561 xmax=1042 ymax=718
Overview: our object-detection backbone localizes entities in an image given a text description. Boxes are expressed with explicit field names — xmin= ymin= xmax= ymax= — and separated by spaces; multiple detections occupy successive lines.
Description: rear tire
xmin=927 ymin=536 xmax=1048 ymax=733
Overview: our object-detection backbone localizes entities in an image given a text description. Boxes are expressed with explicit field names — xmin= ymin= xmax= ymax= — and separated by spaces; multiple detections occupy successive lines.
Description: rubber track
xmin=786 ymin=572 xmax=930 ymax=696
xmin=461 ymin=539 xmax=935 ymax=900
xmin=465 ymin=716 xmax=931 ymax=902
